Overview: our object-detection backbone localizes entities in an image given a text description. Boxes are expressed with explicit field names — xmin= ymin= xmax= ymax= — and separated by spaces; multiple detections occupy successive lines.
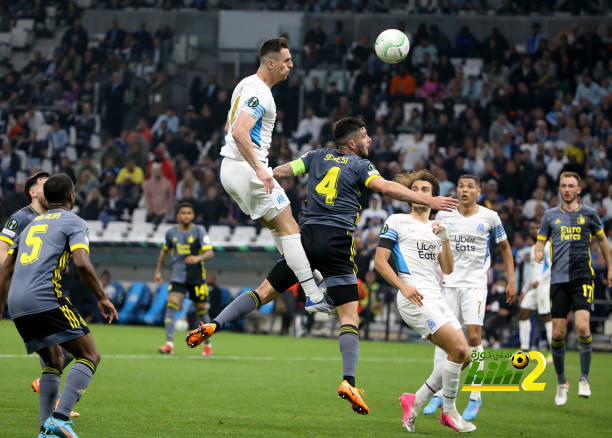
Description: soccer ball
xmin=175 ymin=318 xmax=188 ymax=331
xmin=375 ymin=29 xmax=410 ymax=64
xmin=511 ymin=351 xmax=530 ymax=369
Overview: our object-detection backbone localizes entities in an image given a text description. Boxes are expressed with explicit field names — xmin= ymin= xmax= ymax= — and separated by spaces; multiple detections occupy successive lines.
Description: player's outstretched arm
xmin=374 ymin=246 xmax=423 ymax=306
xmin=155 ymin=247 xmax=169 ymax=283
xmin=367 ymin=178 xmax=458 ymax=212
xmin=0 ymin=252 xmax=16 ymax=318
xmin=272 ymin=162 xmax=295 ymax=179
xmin=534 ymin=239 xmax=546 ymax=263
xmin=233 ymin=112 xmax=273 ymax=194
xmin=595 ymin=231 xmax=612 ymax=285
xmin=498 ymin=239 xmax=517 ymax=304
xmin=72 ymin=249 xmax=118 ymax=323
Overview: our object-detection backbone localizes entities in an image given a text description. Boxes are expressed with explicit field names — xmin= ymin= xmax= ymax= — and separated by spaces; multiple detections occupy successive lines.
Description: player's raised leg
xmin=400 ymin=324 xmax=475 ymax=433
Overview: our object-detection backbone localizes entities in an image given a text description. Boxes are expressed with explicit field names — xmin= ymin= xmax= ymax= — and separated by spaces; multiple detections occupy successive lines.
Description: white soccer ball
xmin=175 ymin=318 xmax=188 ymax=331
xmin=375 ymin=29 xmax=410 ymax=64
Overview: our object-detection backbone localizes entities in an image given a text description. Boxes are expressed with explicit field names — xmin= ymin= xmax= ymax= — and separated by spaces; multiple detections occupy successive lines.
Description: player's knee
xmin=46 ymin=356 xmax=64 ymax=372
xmin=552 ymin=329 xmax=565 ymax=340
xmin=518 ymin=309 xmax=531 ymax=320
xmin=467 ymin=334 xmax=481 ymax=347
xmin=576 ymin=324 xmax=590 ymax=338
xmin=449 ymin=344 xmax=469 ymax=363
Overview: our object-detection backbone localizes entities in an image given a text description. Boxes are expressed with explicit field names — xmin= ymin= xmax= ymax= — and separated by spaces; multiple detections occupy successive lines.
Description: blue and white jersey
xmin=435 ymin=206 xmax=507 ymax=289
xmin=221 ymin=74 xmax=276 ymax=166
xmin=380 ymin=214 xmax=443 ymax=298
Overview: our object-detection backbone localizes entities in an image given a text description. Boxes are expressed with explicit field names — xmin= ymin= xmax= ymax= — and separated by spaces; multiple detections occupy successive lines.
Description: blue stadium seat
xmin=142 ymin=283 xmax=169 ymax=326
xmin=117 ymin=282 xmax=151 ymax=325
xmin=106 ymin=281 xmax=126 ymax=310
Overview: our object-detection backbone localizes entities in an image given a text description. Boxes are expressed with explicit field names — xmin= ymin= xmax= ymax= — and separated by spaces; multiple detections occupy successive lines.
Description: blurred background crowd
xmin=0 ymin=0 xmax=610 ymax=347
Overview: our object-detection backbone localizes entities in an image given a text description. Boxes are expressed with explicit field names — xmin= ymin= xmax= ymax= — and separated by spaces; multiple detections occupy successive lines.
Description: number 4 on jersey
xmin=316 ymin=166 xmax=341 ymax=206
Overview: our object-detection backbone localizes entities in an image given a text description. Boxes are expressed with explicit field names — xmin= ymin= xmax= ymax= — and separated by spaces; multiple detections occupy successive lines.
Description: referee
xmin=536 ymin=171 xmax=612 ymax=406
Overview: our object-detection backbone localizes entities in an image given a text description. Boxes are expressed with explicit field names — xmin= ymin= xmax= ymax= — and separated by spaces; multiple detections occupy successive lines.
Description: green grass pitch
xmin=1 ymin=321 xmax=611 ymax=437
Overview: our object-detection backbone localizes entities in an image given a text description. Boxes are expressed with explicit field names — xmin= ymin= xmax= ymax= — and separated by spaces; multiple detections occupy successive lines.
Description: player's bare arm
xmin=534 ymin=238 xmax=546 ymax=263
xmin=72 ymin=248 xmax=118 ymax=323
xmin=154 ymin=247 xmax=169 ymax=283
xmin=367 ymin=177 xmax=458 ymax=212
xmin=272 ymin=162 xmax=294 ymax=179
xmin=498 ymin=239 xmax=517 ymax=304
xmin=0 ymin=252 xmax=16 ymax=318
xmin=184 ymin=248 xmax=214 ymax=265
xmin=595 ymin=231 xmax=612 ymax=285
xmin=0 ymin=240 xmax=10 ymax=266
xmin=374 ymin=247 xmax=424 ymax=306
xmin=432 ymin=221 xmax=453 ymax=275
xmin=232 ymin=111 xmax=274 ymax=194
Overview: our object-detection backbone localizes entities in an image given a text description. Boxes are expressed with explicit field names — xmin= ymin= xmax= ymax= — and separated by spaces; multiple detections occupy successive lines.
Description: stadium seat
xmin=142 ymin=283 xmax=169 ymax=326
xmin=255 ymin=228 xmax=275 ymax=246
xmin=10 ymin=19 xmax=34 ymax=49
xmin=126 ymin=223 xmax=155 ymax=241
xmin=229 ymin=226 xmax=257 ymax=244
xmin=102 ymin=221 xmax=130 ymax=242
xmin=208 ymin=225 xmax=231 ymax=244
xmin=0 ymin=32 xmax=10 ymax=60
xmin=106 ymin=281 xmax=126 ymax=310
xmin=87 ymin=220 xmax=104 ymax=237
xmin=131 ymin=208 xmax=148 ymax=224
xmin=117 ymin=282 xmax=152 ymax=324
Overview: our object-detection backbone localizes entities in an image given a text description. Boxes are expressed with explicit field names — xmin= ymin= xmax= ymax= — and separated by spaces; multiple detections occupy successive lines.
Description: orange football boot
xmin=338 ymin=380 xmax=369 ymax=415
xmin=186 ymin=322 xmax=216 ymax=348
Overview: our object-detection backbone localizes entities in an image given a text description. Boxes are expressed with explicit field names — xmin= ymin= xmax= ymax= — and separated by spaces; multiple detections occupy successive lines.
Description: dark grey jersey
xmin=164 ymin=225 xmax=212 ymax=284
xmin=7 ymin=210 xmax=90 ymax=318
xmin=291 ymin=148 xmax=381 ymax=230
xmin=0 ymin=205 xmax=40 ymax=247
xmin=537 ymin=205 xmax=604 ymax=284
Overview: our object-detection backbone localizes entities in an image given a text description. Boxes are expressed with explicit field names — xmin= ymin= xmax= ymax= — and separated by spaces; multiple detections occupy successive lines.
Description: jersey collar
xmin=559 ymin=203 xmax=582 ymax=213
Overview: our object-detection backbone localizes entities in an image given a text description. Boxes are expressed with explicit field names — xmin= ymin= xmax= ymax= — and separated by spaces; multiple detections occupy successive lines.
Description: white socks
xmin=442 ymin=360 xmax=463 ymax=413
xmin=271 ymin=229 xmax=283 ymax=254
xmin=470 ymin=345 xmax=483 ymax=401
xmin=280 ymin=234 xmax=322 ymax=301
xmin=432 ymin=345 xmax=447 ymax=397
xmin=519 ymin=319 xmax=531 ymax=351
xmin=545 ymin=320 xmax=553 ymax=348
xmin=415 ymin=360 xmax=445 ymax=411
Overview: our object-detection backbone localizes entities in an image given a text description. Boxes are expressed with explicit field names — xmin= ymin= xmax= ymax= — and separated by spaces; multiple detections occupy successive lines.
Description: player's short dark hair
xmin=44 ymin=173 xmax=74 ymax=204
xmin=458 ymin=174 xmax=480 ymax=186
xmin=24 ymin=171 xmax=50 ymax=202
xmin=395 ymin=170 xmax=440 ymax=197
xmin=559 ymin=171 xmax=581 ymax=185
xmin=176 ymin=201 xmax=194 ymax=214
xmin=333 ymin=117 xmax=366 ymax=145
xmin=259 ymin=37 xmax=289 ymax=61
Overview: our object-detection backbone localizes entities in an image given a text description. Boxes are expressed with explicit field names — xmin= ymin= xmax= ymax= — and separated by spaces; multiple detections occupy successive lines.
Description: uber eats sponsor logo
xmin=462 ymin=350 xmax=546 ymax=392
xmin=454 ymin=234 xmax=476 ymax=251
xmin=416 ymin=241 xmax=437 ymax=260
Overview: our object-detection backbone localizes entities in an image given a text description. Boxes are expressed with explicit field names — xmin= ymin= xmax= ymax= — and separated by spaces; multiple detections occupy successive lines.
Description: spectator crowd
xmin=0 ymin=7 xmax=610 ymax=344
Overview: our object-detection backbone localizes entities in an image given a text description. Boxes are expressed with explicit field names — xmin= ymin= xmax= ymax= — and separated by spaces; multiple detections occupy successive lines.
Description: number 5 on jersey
xmin=20 ymin=224 xmax=48 ymax=265
xmin=316 ymin=166 xmax=341 ymax=206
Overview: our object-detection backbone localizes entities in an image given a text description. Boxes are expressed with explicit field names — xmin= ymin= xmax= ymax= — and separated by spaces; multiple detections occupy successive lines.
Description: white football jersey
xmin=380 ymin=214 xmax=443 ymax=298
xmin=523 ymin=242 xmax=551 ymax=292
xmin=435 ymin=206 xmax=507 ymax=289
xmin=221 ymin=74 xmax=276 ymax=165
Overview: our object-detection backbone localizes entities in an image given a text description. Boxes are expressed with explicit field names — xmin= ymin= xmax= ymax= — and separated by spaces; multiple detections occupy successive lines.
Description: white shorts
xmin=521 ymin=283 xmax=551 ymax=314
xmin=397 ymin=293 xmax=461 ymax=339
xmin=220 ymin=157 xmax=290 ymax=221
xmin=443 ymin=286 xmax=488 ymax=326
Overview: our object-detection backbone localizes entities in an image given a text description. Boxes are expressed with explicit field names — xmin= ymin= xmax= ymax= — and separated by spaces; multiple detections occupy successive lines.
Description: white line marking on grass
xmin=0 ymin=353 xmax=430 ymax=363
